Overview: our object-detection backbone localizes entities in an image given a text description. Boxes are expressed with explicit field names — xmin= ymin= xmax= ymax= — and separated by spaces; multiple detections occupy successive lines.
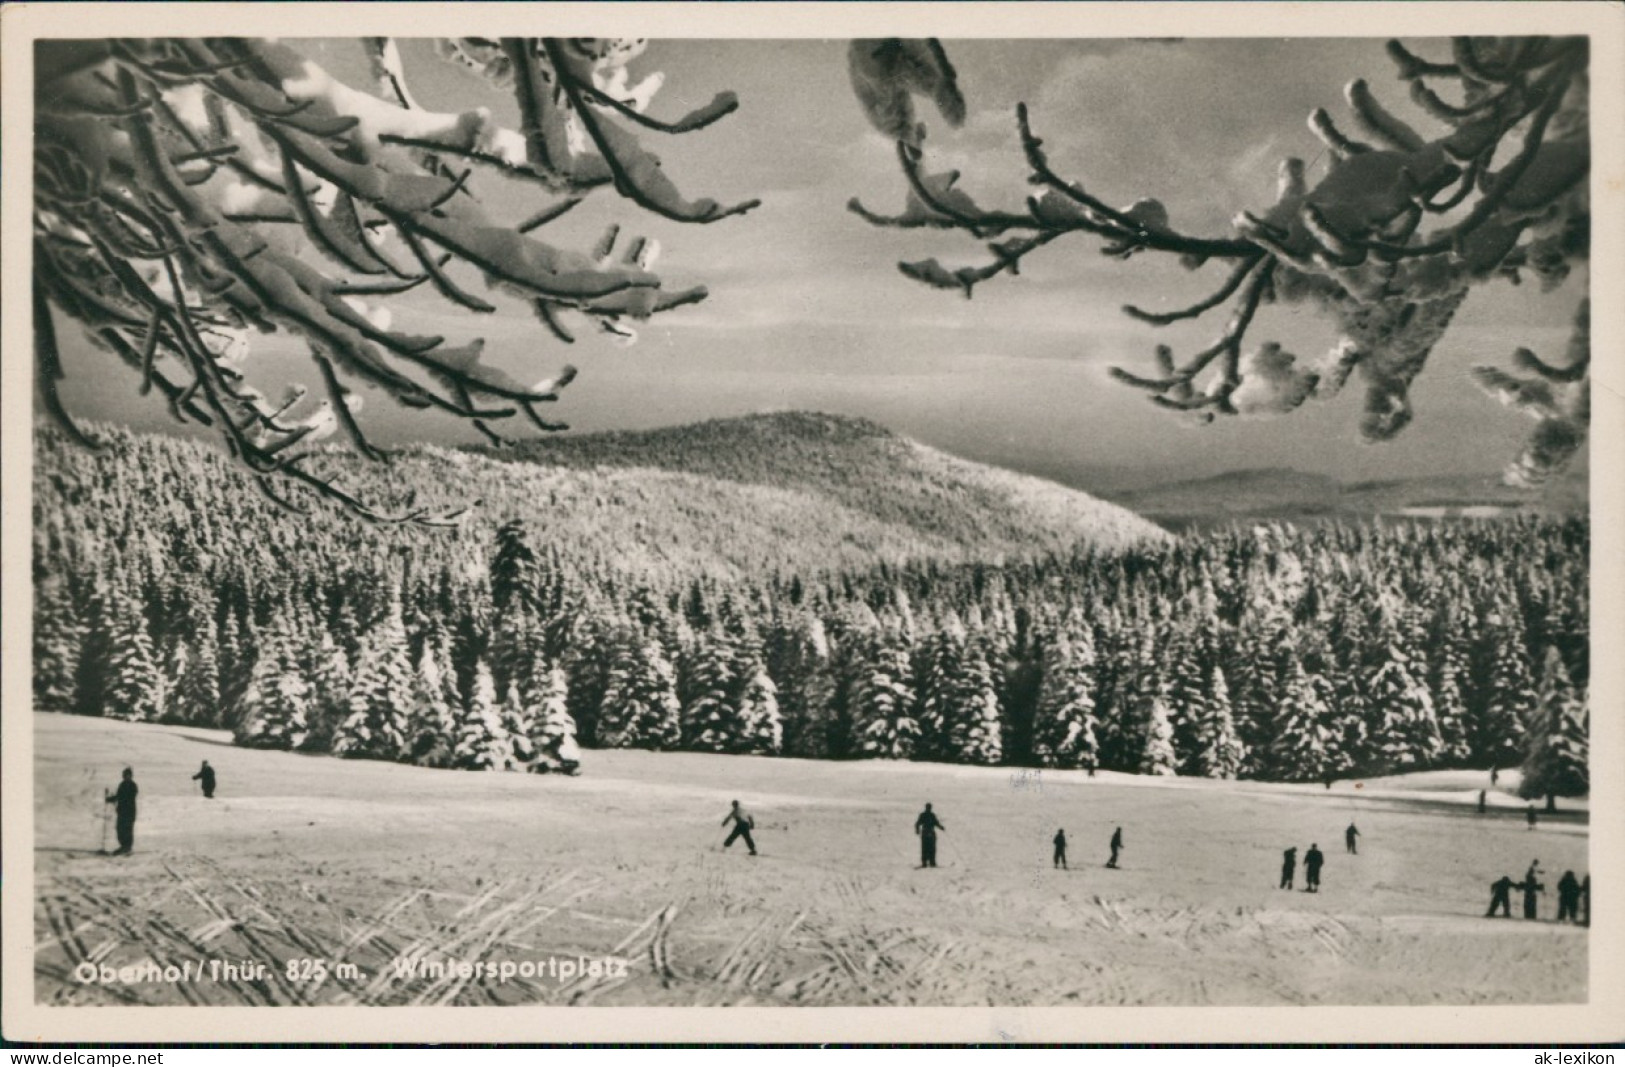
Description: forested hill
xmin=33 ymin=413 xmax=1165 ymax=586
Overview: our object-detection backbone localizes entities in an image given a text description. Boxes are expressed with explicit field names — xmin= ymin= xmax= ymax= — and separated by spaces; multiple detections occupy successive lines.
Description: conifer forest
xmin=32 ymin=421 xmax=1589 ymax=800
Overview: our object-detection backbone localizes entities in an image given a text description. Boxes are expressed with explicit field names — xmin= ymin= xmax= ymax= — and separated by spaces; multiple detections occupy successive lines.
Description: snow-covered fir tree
xmin=405 ymin=634 xmax=458 ymax=767
xmin=332 ymin=589 xmax=413 ymax=761
xmin=917 ymin=622 xmax=1002 ymax=763
xmin=233 ymin=621 xmax=311 ymax=750
xmin=1192 ymin=665 xmax=1247 ymax=779
xmin=526 ymin=666 xmax=582 ymax=775
xmin=1322 ymin=607 xmax=1372 ymax=772
xmin=33 ymin=576 xmax=82 ymax=713
xmin=596 ymin=633 xmax=682 ymax=750
xmin=172 ymin=628 xmax=223 ymax=727
xmin=217 ymin=610 xmax=258 ymax=724
xmin=1099 ymin=626 xmax=1157 ymax=771
xmin=302 ymin=632 xmax=353 ymax=753
xmin=930 ymin=642 xmax=1004 ymax=765
xmin=1031 ymin=629 xmax=1101 ymax=770
xmin=1226 ymin=622 xmax=1279 ymax=777
xmin=1365 ymin=635 xmax=1443 ymax=772
xmin=1518 ymin=647 xmax=1588 ymax=805
xmin=851 ymin=631 xmax=920 ymax=760
xmin=681 ymin=631 xmax=739 ymax=752
xmin=562 ymin=615 xmax=611 ymax=746
xmin=451 ymin=659 xmax=512 ymax=771
xmin=490 ymin=519 xmax=543 ymax=616
xmin=734 ymin=660 xmax=784 ymax=756
xmin=1478 ymin=601 xmax=1537 ymax=766
xmin=1138 ymin=691 xmax=1178 ymax=777
xmin=1163 ymin=629 xmax=1209 ymax=775
xmin=100 ymin=590 xmax=164 ymax=722
xmin=774 ymin=614 xmax=837 ymax=759
xmin=1267 ymin=657 xmax=1337 ymax=783
xmin=1429 ymin=609 xmax=1474 ymax=765
xmin=490 ymin=608 xmax=545 ymax=712
xmin=501 ymin=683 xmax=539 ymax=769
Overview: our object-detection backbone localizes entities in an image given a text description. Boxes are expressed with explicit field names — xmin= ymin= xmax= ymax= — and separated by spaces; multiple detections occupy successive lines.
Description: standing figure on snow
xmin=1486 ymin=875 xmax=1516 ymax=918
xmin=1107 ymin=826 xmax=1123 ymax=869
xmin=1280 ymin=846 xmax=1297 ymax=890
xmin=192 ymin=760 xmax=216 ymax=799
xmin=1053 ymin=829 xmax=1068 ymax=870
xmin=105 ymin=768 xmax=138 ymax=856
xmin=1304 ymin=844 xmax=1325 ymax=893
xmin=1345 ymin=822 xmax=1360 ymax=854
xmin=915 ymin=803 xmax=945 ymax=869
xmin=1520 ymin=871 xmax=1545 ymax=920
xmin=1526 ymin=805 xmax=1538 ymax=830
xmin=1478 ymin=790 xmax=1487 ymax=814
xmin=720 ymin=800 xmax=757 ymax=857
xmin=1556 ymin=871 xmax=1582 ymax=923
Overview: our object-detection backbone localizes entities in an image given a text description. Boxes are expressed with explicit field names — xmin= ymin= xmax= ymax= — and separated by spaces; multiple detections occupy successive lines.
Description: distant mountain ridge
xmin=460 ymin=411 xmax=1171 ymax=572
xmin=35 ymin=412 xmax=1169 ymax=585
xmin=1109 ymin=458 xmax=1588 ymax=530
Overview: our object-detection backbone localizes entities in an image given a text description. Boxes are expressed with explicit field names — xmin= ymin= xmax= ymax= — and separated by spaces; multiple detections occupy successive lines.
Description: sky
xmin=52 ymin=37 xmax=1583 ymax=492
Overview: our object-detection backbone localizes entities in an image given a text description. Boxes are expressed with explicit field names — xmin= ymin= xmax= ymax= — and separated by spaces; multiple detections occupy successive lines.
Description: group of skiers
xmin=99 ymin=762 xmax=214 ymax=856
xmin=1048 ymin=825 xmax=1123 ymax=871
xmin=102 ymin=765 xmax=1591 ymax=932
xmin=1486 ymin=860 xmax=1589 ymax=924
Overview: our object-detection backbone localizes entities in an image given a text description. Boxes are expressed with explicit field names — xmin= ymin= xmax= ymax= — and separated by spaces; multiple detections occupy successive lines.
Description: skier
xmin=104 ymin=768 xmax=138 ymax=856
xmin=192 ymin=760 xmax=216 ymax=799
xmin=1106 ymin=826 xmax=1123 ymax=869
xmin=1477 ymin=789 xmax=1487 ymax=815
xmin=914 ymin=803 xmax=944 ymax=869
xmin=1280 ymin=846 xmax=1297 ymax=890
xmin=720 ymin=800 xmax=757 ymax=856
xmin=1519 ymin=873 xmax=1544 ymax=920
xmin=1304 ymin=843 xmax=1324 ymax=892
xmin=1345 ymin=822 xmax=1360 ymax=854
xmin=1490 ymin=767 xmax=1500 ymax=787
xmin=1485 ymin=875 xmax=1516 ymax=918
xmin=1556 ymin=871 xmax=1582 ymax=923
xmin=1526 ymin=805 xmax=1537 ymax=830
xmin=1053 ymin=829 xmax=1068 ymax=870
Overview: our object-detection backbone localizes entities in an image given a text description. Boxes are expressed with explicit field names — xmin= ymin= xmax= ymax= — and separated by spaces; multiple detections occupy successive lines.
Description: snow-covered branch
xmin=34 ymin=36 xmax=756 ymax=526
xmin=850 ymin=36 xmax=1591 ymax=482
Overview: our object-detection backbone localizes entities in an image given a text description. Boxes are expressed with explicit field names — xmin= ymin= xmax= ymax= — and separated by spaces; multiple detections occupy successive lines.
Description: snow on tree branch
xmin=850 ymin=37 xmax=1590 ymax=479
xmin=33 ymin=37 xmax=758 ymax=526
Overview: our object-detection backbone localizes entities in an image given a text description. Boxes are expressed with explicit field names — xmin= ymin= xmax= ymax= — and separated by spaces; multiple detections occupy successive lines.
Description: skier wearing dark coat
xmin=192 ymin=760 xmax=216 ymax=799
xmin=915 ymin=803 xmax=944 ymax=868
xmin=1304 ymin=844 xmax=1325 ymax=892
xmin=105 ymin=768 xmax=138 ymax=855
xmin=1520 ymin=874 xmax=1545 ymax=920
xmin=1345 ymin=823 xmax=1359 ymax=854
xmin=1280 ymin=847 xmax=1297 ymax=890
xmin=1107 ymin=826 xmax=1123 ymax=869
xmin=1486 ymin=875 xmax=1516 ymax=918
xmin=1556 ymin=871 xmax=1582 ymax=923
xmin=1053 ymin=829 xmax=1068 ymax=870
xmin=721 ymin=800 xmax=757 ymax=856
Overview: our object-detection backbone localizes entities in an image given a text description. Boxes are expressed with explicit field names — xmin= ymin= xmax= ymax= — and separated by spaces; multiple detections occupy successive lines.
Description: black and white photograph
xmin=4 ymin=1 xmax=1621 ymax=1046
